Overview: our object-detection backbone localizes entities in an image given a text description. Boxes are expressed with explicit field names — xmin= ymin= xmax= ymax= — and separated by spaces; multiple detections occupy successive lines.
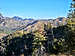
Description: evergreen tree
xmin=32 ymin=30 xmax=46 ymax=56
xmin=67 ymin=0 xmax=75 ymax=54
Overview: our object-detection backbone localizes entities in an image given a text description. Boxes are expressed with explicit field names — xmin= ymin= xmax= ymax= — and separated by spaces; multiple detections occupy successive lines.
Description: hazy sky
xmin=0 ymin=0 xmax=71 ymax=19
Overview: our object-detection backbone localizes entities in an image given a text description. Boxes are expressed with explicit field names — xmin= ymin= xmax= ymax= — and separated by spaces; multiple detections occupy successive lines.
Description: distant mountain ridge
xmin=12 ymin=16 xmax=23 ymax=20
xmin=12 ymin=16 xmax=33 ymax=21
xmin=0 ymin=13 xmax=67 ymax=37
xmin=0 ymin=14 xmax=36 ymax=34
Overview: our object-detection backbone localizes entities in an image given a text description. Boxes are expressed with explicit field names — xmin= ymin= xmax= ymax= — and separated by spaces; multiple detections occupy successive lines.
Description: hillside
xmin=0 ymin=13 xmax=67 ymax=39
xmin=0 ymin=14 xmax=35 ymax=34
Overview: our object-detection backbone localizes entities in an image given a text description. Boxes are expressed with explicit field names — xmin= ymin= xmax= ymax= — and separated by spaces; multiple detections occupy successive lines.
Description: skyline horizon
xmin=0 ymin=12 xmax=66 ymax=19
xmin=0 ymin=0 xmax=71 ymax=19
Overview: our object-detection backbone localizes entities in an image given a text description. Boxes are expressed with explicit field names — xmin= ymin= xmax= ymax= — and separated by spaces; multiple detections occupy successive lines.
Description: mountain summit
xmin=12 ymin=16 xmax=23 ymax=20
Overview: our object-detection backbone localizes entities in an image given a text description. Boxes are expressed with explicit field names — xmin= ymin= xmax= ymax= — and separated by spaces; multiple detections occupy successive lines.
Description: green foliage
xmin=68 ymin=1 xmax=75 ymax=18
xmin=53 ymin=38 xmax=68 ymax=53
xmin=0 ymin=24 xmax=74 ymax=55
xmin=1 ymin=20 xmax=75 ymax=56
xmin=67 ymin=0 xmax=75 ymax=54
xmin=32 ymin=31 xmax=46 ymax=56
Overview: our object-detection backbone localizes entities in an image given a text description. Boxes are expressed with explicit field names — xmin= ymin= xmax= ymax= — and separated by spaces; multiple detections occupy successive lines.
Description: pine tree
xmin=67 ymin=0 xmax=75 ymax=54
xmin=32 ymin=30 xmax=46 ymax=56
xmin=44 ymin=22 xmax=56 ymax=54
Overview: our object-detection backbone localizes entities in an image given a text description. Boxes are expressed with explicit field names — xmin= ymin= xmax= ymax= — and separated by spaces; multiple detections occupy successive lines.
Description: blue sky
xmin=0 ymin=0 xmax=71 ymax=19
